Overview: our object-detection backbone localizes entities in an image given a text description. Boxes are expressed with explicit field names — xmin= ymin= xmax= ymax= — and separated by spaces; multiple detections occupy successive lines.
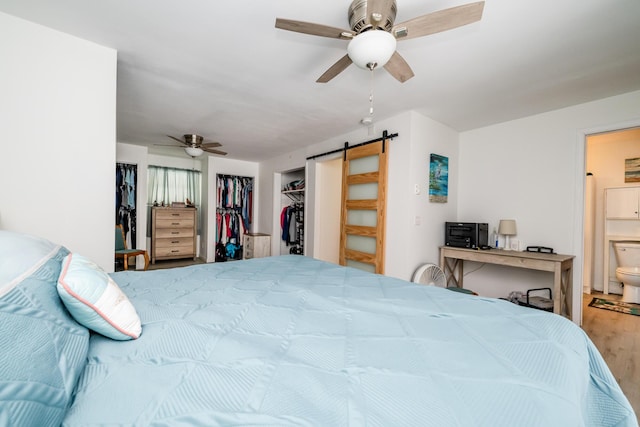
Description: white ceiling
xmin=2 ymin=0 xmax=640 ymax=161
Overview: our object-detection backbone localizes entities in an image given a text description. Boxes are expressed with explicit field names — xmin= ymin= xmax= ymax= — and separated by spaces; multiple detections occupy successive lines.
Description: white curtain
xmin=148 ymin=165 xmax=201 ymax=207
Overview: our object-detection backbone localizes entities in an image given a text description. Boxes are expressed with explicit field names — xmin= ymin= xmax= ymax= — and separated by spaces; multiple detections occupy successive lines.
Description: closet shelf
xmin=282 ymin=189 xmax=305 ymax=202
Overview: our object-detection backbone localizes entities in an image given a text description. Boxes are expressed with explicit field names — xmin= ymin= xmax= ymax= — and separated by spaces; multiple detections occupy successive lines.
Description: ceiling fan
xmin=160 ymin=134 xmax=227 ymax=157
xmin=275 ymin=0 xmax=484 ymax=83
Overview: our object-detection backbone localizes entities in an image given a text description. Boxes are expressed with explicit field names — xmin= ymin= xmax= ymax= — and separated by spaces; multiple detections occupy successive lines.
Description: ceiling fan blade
xmin=316 ymin=54 xmax=353 ymax=83
xmin=201 ymin=146 xmax=227 ymax=156
xmin=392 ymin=1 xmax=484 ymax=41
xmin=201 ymin=142 xmax=222 ymax=148
xmin=275 ymin=18 xmax=354 ymax=39
xmin=384 ymin=51 xmax=414 ymax=83
xmin=167 ymin=135 xmax=188 ymax=146
xmin=366 ymin=0 xmax=396 ymax=29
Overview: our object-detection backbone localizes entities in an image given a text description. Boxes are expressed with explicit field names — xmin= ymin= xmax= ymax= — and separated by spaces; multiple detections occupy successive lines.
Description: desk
xmin=439 ymin=246 xmax=575 ymax=320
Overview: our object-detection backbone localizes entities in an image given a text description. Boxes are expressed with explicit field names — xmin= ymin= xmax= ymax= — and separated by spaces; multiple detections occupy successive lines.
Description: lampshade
xmin=347 ymin=30 xmax=397 ymax=70
xmin=498 ymin=219 xmax=517 ymax=236
xmin=184 ymin=146 xmax=203 ymax=157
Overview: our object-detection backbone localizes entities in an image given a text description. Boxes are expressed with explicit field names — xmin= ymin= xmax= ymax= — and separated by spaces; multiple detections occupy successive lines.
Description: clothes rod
xmin=306 ymin=130 xmax=398 ymax=161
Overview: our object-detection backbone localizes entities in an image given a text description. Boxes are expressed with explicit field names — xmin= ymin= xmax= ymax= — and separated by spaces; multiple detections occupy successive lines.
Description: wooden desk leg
xmin=553 ymin=261 xmax=573 ymax=320
xmin=553 ymin=264 xmax=561 ymax=316
xmin=563 ymin=264 xmax=573 ymax=320
xmin=441 ymin=256 xmax=462 ymax=288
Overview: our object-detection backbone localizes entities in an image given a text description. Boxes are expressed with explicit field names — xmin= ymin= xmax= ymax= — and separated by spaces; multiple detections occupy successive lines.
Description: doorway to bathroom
xmin=583 ymin=127 xmax=640 ymax=296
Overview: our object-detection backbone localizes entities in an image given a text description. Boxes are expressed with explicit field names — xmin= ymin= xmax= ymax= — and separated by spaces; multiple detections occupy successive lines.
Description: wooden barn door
xmin=339 ymin=138 xmax=388 ymax=274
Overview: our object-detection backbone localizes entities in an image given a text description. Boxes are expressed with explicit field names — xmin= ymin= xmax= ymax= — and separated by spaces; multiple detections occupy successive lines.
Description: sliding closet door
xmin=339 ymin=139 xmax=388 ymax=274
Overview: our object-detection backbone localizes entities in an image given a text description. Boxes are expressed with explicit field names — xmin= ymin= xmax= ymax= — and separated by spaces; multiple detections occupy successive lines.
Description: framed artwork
xmin=429 ymin=153 xmax=448 ymax=203
xmin=625 ymin=157 xmax=640 ymax=183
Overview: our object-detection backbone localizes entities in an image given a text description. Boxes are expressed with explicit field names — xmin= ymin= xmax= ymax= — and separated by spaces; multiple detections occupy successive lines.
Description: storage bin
xmin=516 ymin=288 xmax=553 ymax=312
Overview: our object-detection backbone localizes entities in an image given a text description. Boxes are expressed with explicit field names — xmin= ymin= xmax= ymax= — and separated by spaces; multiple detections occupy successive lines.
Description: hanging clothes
xmin=215 ymin=175 xmax=254 ymax=260
xmin=281 ymin=203 xmax=303 ymax=253
xmin=116 ymin=163 xmax=137 ymax=249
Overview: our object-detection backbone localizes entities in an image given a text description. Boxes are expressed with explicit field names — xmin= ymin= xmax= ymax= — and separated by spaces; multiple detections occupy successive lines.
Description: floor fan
xmin=412 ymin=262 xmax=478 ymax=295
xmin=412 ymin=263 xmax=446 ymax=287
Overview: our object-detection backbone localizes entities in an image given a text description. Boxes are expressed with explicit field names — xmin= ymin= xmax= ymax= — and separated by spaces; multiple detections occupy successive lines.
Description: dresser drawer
xmin=154 ymin=228 xmax=194 ymax=239
xmin=245 ymin=238 xmax=254 ymax=251
xmin=154 ymin=209 xmax=195 ymax=220
xmin=155 ymin=218 xmax=194 ymax=229
xmin=155 ymin=237 xmax=193 ymax=249
xmin=154 ymin=245 xmax=194 ymax=258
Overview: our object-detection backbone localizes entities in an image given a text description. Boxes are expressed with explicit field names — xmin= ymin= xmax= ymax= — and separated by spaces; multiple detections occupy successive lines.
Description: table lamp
xmin=498 ymin=219 xmax=517 ymax=251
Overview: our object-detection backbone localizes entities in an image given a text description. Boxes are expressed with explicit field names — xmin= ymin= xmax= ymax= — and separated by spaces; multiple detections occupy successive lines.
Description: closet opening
xmin=215 ymin=174 xmax=253 ymax=262
xmin=278 ymin=168 xmax=306 ymax=256
xmin=313 ymin=157 xmax=343 ymax=264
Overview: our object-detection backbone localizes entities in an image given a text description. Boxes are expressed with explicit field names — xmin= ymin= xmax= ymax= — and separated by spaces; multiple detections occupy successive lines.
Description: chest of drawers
xmin=243 ymin=233 xmax=271 ymax=259
xmin=151 ymin=207 xmax=197 ymax=264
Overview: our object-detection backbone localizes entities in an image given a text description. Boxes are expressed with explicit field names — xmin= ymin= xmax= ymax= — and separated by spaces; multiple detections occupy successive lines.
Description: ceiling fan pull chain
xmin=369 ymin=67 xmax=375 ymax=117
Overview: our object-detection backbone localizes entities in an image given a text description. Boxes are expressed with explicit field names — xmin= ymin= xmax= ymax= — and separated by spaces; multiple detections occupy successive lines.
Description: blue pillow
xmin=58 ymin=253 xmax=142 ymax=340
xmin=0 ymin=230 xmax=89 ymax=427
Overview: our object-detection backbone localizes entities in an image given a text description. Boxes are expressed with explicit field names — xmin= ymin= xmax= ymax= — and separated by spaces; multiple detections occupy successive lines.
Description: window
xmin=147 ymin=165 xmax=201 ymax=207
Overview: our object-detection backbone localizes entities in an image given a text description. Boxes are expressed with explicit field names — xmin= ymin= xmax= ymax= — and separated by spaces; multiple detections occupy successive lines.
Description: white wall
xmin=0 ymin=12 xmax=116 ymax=271
xmin=458 ymin=90 xmax=640 ymax=321
xmin=404 ymin=111 xmax=459 ymax=276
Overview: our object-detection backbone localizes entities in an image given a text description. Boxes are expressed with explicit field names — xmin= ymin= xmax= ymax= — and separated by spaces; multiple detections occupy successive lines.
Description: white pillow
xmin=57 ymin=253 xmax=141 ymax=340
xmin=0 ymin=230 xmax=62 ymax=296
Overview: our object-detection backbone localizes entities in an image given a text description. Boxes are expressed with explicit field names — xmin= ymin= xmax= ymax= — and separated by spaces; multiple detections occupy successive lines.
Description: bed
xmin=1 ymin=230 xmax=637 ymax=427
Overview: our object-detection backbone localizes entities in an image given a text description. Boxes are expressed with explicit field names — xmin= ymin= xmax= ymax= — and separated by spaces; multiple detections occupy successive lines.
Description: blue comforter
xmin=62 ymin=256 xmax=637 ymax=426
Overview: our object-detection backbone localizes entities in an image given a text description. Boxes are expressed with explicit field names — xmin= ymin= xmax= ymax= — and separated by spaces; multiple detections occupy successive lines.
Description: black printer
xmin=445 ymin=222 xmax=488 ymax=249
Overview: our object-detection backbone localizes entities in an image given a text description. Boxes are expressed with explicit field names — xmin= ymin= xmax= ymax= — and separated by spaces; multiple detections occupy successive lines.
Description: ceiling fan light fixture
xmin=347 ymin=30 xmax=396 ymax=70
xmin=184 ymin=146 xmax=204 ymax=157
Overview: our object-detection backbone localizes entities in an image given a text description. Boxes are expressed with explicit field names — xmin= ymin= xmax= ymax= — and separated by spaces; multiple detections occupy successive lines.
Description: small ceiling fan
xmin=275 ymin=0 xmax=484 ymax=83
xmin=159 ymin=134 xmax=227 ymax=157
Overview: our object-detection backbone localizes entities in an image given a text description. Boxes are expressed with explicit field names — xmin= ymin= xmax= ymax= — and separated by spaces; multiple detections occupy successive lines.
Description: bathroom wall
xmin=586 ymin=127 xmax=640 ymax=292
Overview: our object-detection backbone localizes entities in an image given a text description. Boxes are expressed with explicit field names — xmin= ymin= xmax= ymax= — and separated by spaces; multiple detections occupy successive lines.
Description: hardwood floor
xmin=581 ymin=292 xmax=640 ymax=419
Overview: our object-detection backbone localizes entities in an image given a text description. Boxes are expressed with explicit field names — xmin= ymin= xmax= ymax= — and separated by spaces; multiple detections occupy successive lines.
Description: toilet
xmin=612 ymin=241 xmax=640 ymax=304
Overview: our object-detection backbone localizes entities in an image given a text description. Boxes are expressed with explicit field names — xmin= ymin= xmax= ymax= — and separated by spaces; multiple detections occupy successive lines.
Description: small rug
xmin=588 ymin=298 xmax=640 ymax=316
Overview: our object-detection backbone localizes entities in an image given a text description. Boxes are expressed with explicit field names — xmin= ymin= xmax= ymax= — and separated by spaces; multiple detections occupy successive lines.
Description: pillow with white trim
xmin=0 ymin=229 xmax=63 ymax=295
xmin=57 ymin=253 xmax=142 ymax=340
